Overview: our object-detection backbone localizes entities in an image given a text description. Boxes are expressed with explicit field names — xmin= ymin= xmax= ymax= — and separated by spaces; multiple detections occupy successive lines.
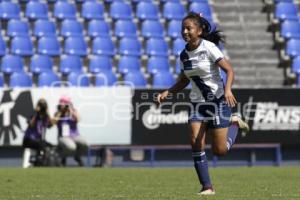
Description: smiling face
xmin=181 ymin=18 xmax=202 ymax=45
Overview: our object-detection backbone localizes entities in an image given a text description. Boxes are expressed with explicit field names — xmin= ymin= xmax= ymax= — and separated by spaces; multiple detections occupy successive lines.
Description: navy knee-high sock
xmin=192 ymin=151 xmax=212 ymax=188
xmin=226 ymin=124 xmax=239 ymax=150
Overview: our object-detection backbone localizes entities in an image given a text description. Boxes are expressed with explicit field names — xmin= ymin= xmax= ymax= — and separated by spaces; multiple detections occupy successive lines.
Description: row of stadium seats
xmin=2 ymin=17 xmax=185 ymax=38
xmin=268 ymin=1 xmax=300 ymax=84
xmin=0 ymin=0 xmax=216 ymax=88
xmin=0 ymin=70 xmax=176 ymax=88
xmin=1 ymin=54 xmax=180 ymax=75
xmin=0 ymin=1 xmax=212 ymax=21
xmin=0 ymin=35 xmax=185 ymax=57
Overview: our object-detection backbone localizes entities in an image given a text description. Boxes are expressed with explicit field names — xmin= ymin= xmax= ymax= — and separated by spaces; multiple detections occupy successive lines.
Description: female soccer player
xmin=157 ymin=12 xmax=249 ymax=195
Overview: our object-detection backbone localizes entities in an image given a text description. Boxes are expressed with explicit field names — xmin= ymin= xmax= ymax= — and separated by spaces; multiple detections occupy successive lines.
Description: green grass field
xmin=0 ymin=167 xmax=299 ymax=200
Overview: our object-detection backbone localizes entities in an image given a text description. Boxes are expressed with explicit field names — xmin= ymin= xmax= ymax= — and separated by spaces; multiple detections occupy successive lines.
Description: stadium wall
xmin=0 ymin=88 xmax=299 ymax=147
xmin=0 ymin=88 xmax=299 ymax=166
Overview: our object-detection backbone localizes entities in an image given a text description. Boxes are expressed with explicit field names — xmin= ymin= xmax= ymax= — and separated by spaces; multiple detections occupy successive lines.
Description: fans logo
xmin=251 ymin=102 xmax=300 ymax=130
xmin=142 ymin=105 xmax=188 ymax=130
xmin=0 ymin=90 xmax=34 ymax=145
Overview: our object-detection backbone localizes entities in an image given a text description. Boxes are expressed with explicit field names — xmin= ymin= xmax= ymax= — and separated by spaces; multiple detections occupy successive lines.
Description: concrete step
xmin=225 ymin=33 xmax=272 ymax=41
xmin=228 ymin=49 xmax=278 ymax=60
xmin=217 ymin=14 xmax=268 ymax=23
xmin=234 ymin=67 xmax=284 ymax=76
xmin=230 ymin=59 xmax=279 ymax=68
xmin=226 ymin=42 xmax=274 ymax=50
xmin=233 ymin=76 xmax=284 ymax=87
xmin=212 ymin=0 xmax=264 ymax=5
xmin=225 ymin=39 xmax=274 ymax=47
xmin=219 ymin=22 xmax=270 ymax=31
xmin=213 ymin=3 xmax=264 ymax=13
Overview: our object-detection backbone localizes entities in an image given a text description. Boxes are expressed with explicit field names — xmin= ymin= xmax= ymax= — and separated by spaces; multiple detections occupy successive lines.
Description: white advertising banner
xmin=0 ymin=87 xmax=132 ymax=146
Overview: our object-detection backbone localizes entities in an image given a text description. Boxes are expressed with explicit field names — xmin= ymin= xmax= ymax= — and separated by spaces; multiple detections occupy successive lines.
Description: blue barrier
xmin=87 ymin=143 xmax=282 ymax=167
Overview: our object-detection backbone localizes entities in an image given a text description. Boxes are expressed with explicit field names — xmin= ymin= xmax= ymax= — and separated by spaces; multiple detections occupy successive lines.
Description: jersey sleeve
xmin=206 ymin=42 xmax=224 ymax=63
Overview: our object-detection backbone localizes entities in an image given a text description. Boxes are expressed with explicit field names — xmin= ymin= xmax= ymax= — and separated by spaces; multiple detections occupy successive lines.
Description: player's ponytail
xmin=183 ymin=12 xmax=225 ymax=45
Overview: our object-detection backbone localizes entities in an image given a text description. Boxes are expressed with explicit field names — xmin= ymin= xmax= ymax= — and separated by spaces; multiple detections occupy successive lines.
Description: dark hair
xmin=182 ymin=12 xmax=225 ymax=45
xmin=37 ymin=98 xmax=48 ymax=113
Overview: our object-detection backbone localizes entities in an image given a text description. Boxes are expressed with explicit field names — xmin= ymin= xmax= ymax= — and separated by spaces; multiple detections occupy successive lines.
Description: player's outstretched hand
xmin=157 ymin=90 xmax=169 ymax=104
xmin=224 ymin=89 xmax=237 ymax=107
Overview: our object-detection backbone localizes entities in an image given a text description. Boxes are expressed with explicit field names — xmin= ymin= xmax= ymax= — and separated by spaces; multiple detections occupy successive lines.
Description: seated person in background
xmin=54 ymin=96 xmax=88 ymax=167
xmin=23 ymin=98 xmax=53 ymax=159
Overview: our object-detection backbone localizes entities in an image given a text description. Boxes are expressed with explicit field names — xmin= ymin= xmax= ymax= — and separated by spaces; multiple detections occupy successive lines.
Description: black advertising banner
xmin=132 ymin=89 xmax=300 ymax=146
xmin=234 ymin=88 xmax=300 ymax=146
xmin=132 ymin=89 xmax=190 ymax=145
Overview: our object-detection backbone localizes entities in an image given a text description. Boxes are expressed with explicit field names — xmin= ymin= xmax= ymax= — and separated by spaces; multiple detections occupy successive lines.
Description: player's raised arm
xmin=157 ymin=73 xmax=190 ymax=104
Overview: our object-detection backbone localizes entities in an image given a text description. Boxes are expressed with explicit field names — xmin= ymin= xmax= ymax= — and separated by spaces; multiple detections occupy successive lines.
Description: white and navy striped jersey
xmin=179 ymin=39 xmax=225 ymax=102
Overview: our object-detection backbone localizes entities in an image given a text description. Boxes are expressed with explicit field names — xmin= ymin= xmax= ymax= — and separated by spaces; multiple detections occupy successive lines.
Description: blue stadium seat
xmin=280 ymin=20 xmax=300 ymax=40
xmin=0 ymin=2 xmax=20 ymax=20
xmin=9 ymin=72 xmax=32 ymax=87
xmin=30 ymin=55 xmax=53 ymax=74
xmin=11 ymin=36 xmax=34 ymax=56
xmin=0 ymin=35 xmax=6 ymax=56
xmin=286 ymin=39 xmax=300 ymax=57
xmin=167 ymin=20 xmax=181 ymax=39
xmin=189 ymin=2 xmax=213 ymax=21
xmin=115 ymin=20 xmax=137 ymax=38
xmin=38 ymin=72 xmax=61 ymax=87
xmin=60 ymin=20 xmax=84 ymax=37
xmin=59 ymin=55 xmax=83 ymax=75
xmin=119 ymin=37 xmax=142 ymax=57
xmin=104 ymin=0 xmax=123 ymax=3
xmin=7 ymin=20 xmax=30 ymax=37
xmin=1 ymin=55 xmax=24 ymax=74
xmin=89 ymin=55 xmax=112 ymax=73
xmin=54 ymin=1 xmax=76 ymax=20
xmin=123 ymin=71 xmax=147 ymax=87
xmin=0 ymin=74 xmax=4 ymax=87
xmin=188 ymin=0 xmax=209 ymax=2
xmin=163 ymin=2 xmax=185 ymax=20
xmin=172 ymin=38 xmax=185 ymax=56
xmin=153 ymin=71 xmax=175 ymax=88
xmin=160 ymin=0 xmax=180 ymax=3
xmin=275 ymin=2 xmax=299 ymax=21
xmin=25 ymin=1 xmax=48 ymax=20
xmin=34 ymin=19 xmax=56 ymax=37
xmin=92 ymin=37 xmax=115 ymax=56
xmin=146 ymin=38 xmax=168 ymax=57
xmin=136 ymin=2 xmax=159 ymax=20
xmin=110 ymin=2 xmax=133 ymax=20
xmin=67 ymin=72 xmax=90 ymax=87
xmin=292 ymin=56 xmax=300 ymax=74
xmin=47 ymin=0 xmax=59 ymax=3
xmin=132 ymin=0 xmax=152 ymax=3
xmin=175 ymin=58 xmax=181 ymax=74
xmin=141 ymin=20 xmax=164 ymax=38
xmin=81 ymin=1 xmax=104 ymax=20
xmin=147 ymin=56 xmax=170 ymax=74
xmin=95 ymin=70 xmax=117 ymax=86
xmin=87 ymin=20 xmax=110 ymax=38
xmin=118 ymin=56 xmax=141 ymax=74
xmin=64 ymin=36 xmax=87 ymax=56
xmin=37 ymin=36 xmax=61 ymax=56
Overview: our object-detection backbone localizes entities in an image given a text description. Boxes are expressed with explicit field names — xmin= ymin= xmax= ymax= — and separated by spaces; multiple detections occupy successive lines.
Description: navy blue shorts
xmin=188 ymin=96 xmax=232 ymax=129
